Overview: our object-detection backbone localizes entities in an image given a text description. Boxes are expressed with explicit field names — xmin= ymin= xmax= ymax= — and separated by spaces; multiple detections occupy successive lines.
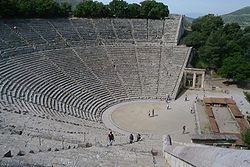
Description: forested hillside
xmin=222 ymin=6 xmax=250 ymax=28
xmin=184 ymin=14 xmax=250 ymax=82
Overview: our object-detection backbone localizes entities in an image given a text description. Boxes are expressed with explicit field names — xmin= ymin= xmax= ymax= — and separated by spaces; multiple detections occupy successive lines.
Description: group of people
xmin=107 ymin=131 xmax=142 ymax=146
xmin=129 ymin=133 xmax=141 ymax=144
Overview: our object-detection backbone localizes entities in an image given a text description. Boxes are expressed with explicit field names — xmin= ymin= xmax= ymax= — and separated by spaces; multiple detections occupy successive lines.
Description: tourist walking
xmin=136 ymin=133 xmax=141 ymax=142
xmin=167 ymin=135 xmax=172 ymax=145
xmin=182 ymin=125 xmax=186 ymax=134
xmin=108 ymin=131 xmax=114 ymax=146
xmin=185 ymin=95 xmax=188 ymax=101
xmin=167 ymin=103 xmax=170 ymax=110
xmin=129 ymin=134 xmax=134 ymax=144
xmin=190 ymin=107 xmax=193 ymax=114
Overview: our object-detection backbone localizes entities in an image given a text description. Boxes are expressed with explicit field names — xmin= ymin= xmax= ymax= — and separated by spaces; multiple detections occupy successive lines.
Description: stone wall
xmin=163 ymin=135 xmax=250 ymax=167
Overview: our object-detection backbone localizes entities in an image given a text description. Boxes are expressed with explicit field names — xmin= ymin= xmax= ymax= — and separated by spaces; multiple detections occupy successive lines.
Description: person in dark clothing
xmin=167 ymin=135 xmax=172 ymax=145
xmin=136 ymin=133 xmax=141 ymax=142
xmin=108 ymin=132 xmax=114 ymax=146
xmin=182 ymin=125 xmax=186 ymax=134
xmin=129 ymin=134 xmax=134 ymax=144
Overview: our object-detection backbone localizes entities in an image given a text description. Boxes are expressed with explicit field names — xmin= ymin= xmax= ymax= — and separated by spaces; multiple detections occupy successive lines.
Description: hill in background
xmin=222 ymin=6 xmax=250 ymax=28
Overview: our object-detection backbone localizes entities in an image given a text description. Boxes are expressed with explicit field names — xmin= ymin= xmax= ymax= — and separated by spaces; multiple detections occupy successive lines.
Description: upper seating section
xmin=131 ymin=19 xmax=148 ymax=41
xmin=148 ymin=19 xmax=164 ymax=42
xmin=163 ymin=15 xmax=181 ymax=44
xmin=112 ymin=19 xmax=133 ymax=42
xmin=0 ymin=21 xmax=27 ymax=50
xmin=70 ymin=18 xmax=97 ymax=46
xmin=106 ymin=44 xmax=142 ymax=98
xmin=4 ymin=20 xmax=46 ymax=45
xmin=158 ymin=46 xmax=190 ymax=98
xmin=0 ymin=15 xmax=182 ymax=54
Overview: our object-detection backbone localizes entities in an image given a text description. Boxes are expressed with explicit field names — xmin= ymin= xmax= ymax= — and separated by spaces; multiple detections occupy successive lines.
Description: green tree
xmin=16 ymin=0 xmax=35 ymax=17
xmin=127 ymin=3 xmax=141 ymax=18
xmin=74 ymin=1 xmax=108 ymax=18
xmin=218 ymin=54 xmax=250 ymax=81
xmin=184 ymin=14 xmax=224 ymax=50
xmin=108 ymin=0 xmax=128 ymax=18
xmin=184 ymin=31 xmax=207 ymax=48
xmin=191 ymin=14 xmax=223 ymax=35
xmin=239 ymin=33 xmax=250 ymax=59
xmin=198 ymin=30 xmax=227 ymax=69
xmin=244 ymin=26 xmax=250 ymax=33
xmin=184 ymin=14 xmax=250 ymax=81
xmin=0 ymin=0 xmax=17 ymax=18
xmin=223 ymin=23 xmax=243 ymax=43
xmin=58 ymin=2 xmax=72 ymax=17
xmin=140 ymin=0 xmax=169 ymax=19
xmin=33 ymin=0 xmax=60 ymax=18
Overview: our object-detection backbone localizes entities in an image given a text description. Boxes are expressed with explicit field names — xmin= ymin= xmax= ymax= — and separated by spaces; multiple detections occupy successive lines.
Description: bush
xmin=244 ymin=92 xmax=250 ymax=103
xmin=241 ymin=129 xmax=250 ymax=149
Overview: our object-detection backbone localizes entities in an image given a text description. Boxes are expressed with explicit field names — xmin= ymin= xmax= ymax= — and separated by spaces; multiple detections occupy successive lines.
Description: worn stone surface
xmin=171 ymin=145 xmax=250 ymax=167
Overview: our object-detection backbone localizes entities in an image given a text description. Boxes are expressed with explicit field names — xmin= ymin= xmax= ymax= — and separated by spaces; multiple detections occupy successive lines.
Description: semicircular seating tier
xmin=0 ymin=15 xmax=191 ymax=122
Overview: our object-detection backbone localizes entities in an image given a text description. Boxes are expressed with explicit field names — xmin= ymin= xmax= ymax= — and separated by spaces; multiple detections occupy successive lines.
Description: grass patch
xmin=201 ymin=123 xmax=211 ymax=134
xmin=241 ymin=129 xmax=250 ymax=149
xmin=244 ymin=91 xmax=250 ymax=103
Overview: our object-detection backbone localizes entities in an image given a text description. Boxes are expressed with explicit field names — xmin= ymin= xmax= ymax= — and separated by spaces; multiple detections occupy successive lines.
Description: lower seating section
xmin=0 ymin=16 xmax=190 ymax=122
xmin=106 ymin=44 xmax=142 ymax=98
xmin=0 ymin=51 xmax=116 ymax=122
xmin=28 ymin=19 xmax=68 ymax=50
xmin=44 ymin=48 xmax=116 ymax=108
xmin=75 ymin=46 xmax=128 ymax=100
xmin=157 ymin=46 xmax=189 ymax=98
xmin=0 ymin=44 xmax=190 ymax=122
xmin=137 ymin=44 xmax=161 ymax=97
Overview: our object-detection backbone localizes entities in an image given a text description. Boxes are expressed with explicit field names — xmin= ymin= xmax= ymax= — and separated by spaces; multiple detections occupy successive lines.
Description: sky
xmin=101 ymin=0 xmax=250 ymax=18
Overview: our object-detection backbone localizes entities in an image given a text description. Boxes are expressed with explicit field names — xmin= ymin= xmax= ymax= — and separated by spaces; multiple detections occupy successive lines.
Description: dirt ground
xmin=109 ymin=99 xmax=196 ymax=143
xmin=103 ymin=78 xmax=250 ymax=144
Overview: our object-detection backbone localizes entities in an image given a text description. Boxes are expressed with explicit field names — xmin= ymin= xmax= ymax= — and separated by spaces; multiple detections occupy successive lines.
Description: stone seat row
xmin=0 ymin=16 xmax=182 ymax=53
xmin=0 ymin=56 xmax=119 ymax=122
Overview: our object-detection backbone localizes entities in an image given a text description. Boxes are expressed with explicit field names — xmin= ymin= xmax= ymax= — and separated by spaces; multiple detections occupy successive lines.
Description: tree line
xmin=0 ymin=0 xmax=169 ymax=19
xmin=184 ymin=14 xmax=250 ymax=82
